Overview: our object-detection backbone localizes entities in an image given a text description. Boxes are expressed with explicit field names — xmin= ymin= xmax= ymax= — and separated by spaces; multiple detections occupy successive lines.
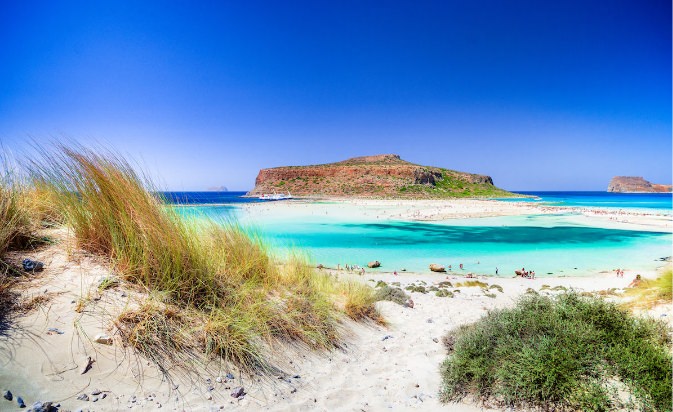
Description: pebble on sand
xmin=231 ymin=387 xmax=245 ymax=399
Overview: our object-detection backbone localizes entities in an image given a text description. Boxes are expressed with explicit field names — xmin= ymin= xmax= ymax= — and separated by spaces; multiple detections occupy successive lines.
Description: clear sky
xmin=1 ymin=0 xmax=670 ymax=191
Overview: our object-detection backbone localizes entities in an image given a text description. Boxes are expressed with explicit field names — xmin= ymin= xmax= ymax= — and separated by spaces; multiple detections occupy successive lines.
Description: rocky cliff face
xmin=607 ymin=176 xmax=672 ymax=193
xmin=247 ymin=154 xmax=510 ymax=198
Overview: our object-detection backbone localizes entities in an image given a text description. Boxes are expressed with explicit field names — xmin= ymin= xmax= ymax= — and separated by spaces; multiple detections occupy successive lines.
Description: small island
xmin=246 ymin=154 xmax=514 ymax=198
xmin=607 ymin=176 xmax=672 ymax=193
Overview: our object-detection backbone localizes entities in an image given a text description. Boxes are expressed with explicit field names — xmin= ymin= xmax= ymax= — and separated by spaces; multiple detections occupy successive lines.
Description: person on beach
xmin=459 ymin=263 xmax=463 ymax=270
xmin=448 ymin=265 xmax=452 ymax=271
xmin=628 ymin=274 xmax=642 ymax=288
xmin=393 ymin=271 xmax=398 ymax=276
xmin=495 ymin=267 xmax=498 ymax=275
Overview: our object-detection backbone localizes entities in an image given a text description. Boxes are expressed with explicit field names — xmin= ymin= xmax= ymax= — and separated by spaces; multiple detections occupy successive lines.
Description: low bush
xmin=440 ymin=292 xmax=672 ymax=411
xmin=374 ymin=285 xmax=409 ymax=305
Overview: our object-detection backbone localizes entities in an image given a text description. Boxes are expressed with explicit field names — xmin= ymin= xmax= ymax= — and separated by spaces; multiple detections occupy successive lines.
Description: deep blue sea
xmin=505 ymin=191 xmax=672 ymax=212
xmin=161 ymin=191 xmax=257 ymax=205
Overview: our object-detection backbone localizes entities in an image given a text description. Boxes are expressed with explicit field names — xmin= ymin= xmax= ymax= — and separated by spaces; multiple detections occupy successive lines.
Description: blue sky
xmin=1 ymin=1 xmax=670 ymax=190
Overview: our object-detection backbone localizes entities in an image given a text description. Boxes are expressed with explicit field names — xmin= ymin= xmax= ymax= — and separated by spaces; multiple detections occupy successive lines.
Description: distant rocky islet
xmin=246 ymin=154 xmax=513 ymax=198
xmin=607 ymin=176 xmax=672 ymax=193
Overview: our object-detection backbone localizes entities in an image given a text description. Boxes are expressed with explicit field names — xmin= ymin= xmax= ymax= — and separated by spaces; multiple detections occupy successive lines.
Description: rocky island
xmin=607 ymin=176 xmax=672 ymax=193
xmin=246 ymin=154 xmax=514 ymax=198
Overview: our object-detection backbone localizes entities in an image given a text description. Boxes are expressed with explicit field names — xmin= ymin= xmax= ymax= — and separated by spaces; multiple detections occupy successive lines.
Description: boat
xmin=259 ymin=192 xmax=293 ymax=201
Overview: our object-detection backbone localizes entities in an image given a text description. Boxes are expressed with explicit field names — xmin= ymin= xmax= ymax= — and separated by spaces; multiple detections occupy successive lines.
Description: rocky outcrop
xmin=246 ymin=154 xmax=511 ymax=198
xmin=607 ymin=176 xmax=672 ymax=193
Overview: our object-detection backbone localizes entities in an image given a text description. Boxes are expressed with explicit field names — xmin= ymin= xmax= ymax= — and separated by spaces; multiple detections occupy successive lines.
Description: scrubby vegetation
xmin=440 ymin=292 xmax=672 ymax=411
xmin=27 ymin=145 xmax=382 ymax=374
xmin=374 ymin=285 xmax=409 ymax=305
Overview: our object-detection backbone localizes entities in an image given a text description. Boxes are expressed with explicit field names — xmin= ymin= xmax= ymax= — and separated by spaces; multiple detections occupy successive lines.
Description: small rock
xmin=208 ymin=386 xmax=214 ymax=392
xmin=230 ymin=387 xmax=245 ymax=399
xmin=157 ymin=403 xmax=162 ymax=408
xmin=432 ymin=338 xmax=439 ymax=343
xmin=3 ymin=390 xmax=12 ymax=401
xmin=27 ymin=401 xmax=55 ymax=412
xmin=130 ymin=395 xmax=136 ymax=403
xmin=290 ymin=388 xmax=297 ymax=394
xmin=426 ymin=318 xmax=433 ymax=323
xmin=101 ymin=393 xmax=107 ymax=399
xmin=22 ymin=258 xmax=44 ymax=272
xmin=94 ymin=334 xmax=113 ymax=345
xmin=225 ymin=373 xmax=234 ymax=380
xmin=382 ymin=335 xmax=393 ymax=341
xmin=91 ymin=389 xmax=101 ymax=396
xmin=17 ymin=396 xmax=25 ymax=408
xmin=215 ymin=377 xmax=222 ymax=383
xmin=92 ymin=397 xmax=99 ymax=402
xmin=292 ymin=375 xmax=300 ymax=379
xmin=206 ymin=394 xmax=212 ymax=400
xmin=77 ymin=394 xmax=89 ymax=401
xmin=47 ymin=328 xmax=65 ymax=335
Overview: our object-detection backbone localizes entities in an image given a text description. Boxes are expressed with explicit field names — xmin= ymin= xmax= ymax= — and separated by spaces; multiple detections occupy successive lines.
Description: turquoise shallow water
xmin=241 ymin=215 xmax=671 ymax=276
xmin=171 ymin=192 xmax=672 ymax=277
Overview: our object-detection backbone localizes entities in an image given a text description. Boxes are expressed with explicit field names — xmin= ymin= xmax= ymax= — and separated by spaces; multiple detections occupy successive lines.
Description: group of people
xmin=516 ymin=267 xmax=536 ymax=279
xmin=340 ymin=263 xmax=366 ymax=275
xmin=614 ymin=268 xmax=625 ymax=277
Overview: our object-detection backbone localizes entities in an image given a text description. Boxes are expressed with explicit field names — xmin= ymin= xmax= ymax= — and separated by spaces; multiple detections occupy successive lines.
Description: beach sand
xmin=0 ymin=199 xmax=671 ymax=411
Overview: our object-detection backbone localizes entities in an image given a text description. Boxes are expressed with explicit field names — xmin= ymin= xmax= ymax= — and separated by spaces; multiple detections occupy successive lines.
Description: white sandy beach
xmin=1 ymin=199 xmax=671 ymax=411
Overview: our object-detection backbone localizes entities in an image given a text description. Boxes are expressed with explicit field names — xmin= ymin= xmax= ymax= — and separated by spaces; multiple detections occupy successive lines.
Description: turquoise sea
xmin=168 ymin=191 xmax=672 ymax=277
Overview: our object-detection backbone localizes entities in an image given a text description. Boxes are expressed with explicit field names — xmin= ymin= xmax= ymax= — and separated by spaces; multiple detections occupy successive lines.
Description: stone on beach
xmin=94 ymin=334 xmax=113 ymax=345
xmin=231 ymin=387 xmax=245 ymax=398
xmin=3 ymin=390 xmax=12 ymax=401
xmin=22 ymin=258 xmax=44 ymax=272
xmin=429 ymin=263 xmax=446 ymax=272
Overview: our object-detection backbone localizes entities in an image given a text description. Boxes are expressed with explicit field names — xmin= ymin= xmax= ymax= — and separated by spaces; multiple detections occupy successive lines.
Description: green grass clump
xmin=405 ymin=284 xmax=427 ymax=294
xmin=440 ymin=292 xmax=672 ymax=411
xmin=438 ymin=281 xmax=452 ymax=288
xmin=624 ymin=270 xmax=672 ymax=310
xmin=435 ymin=289 xmax=453 ymax=298
xmin=32 ymin=145 xmax=382 ymax=373
xmin=488 ymin=284 xmax=503 ymax=293
xmin=374 ymin=285 xmax=409 ymax=305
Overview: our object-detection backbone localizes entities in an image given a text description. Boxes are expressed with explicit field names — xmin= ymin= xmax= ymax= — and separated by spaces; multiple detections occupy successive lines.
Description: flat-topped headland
xmin=246 ymin=154 xmax=515 ymax=198
xmin=608 ymin=176 xmax=672 ymax=193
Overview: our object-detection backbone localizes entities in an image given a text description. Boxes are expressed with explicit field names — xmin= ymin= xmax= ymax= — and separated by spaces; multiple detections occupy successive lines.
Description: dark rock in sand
xmin=17 ymin=396 xmax=26 ymax=408
xmin=22 ymin=259 xmax=44 ymax=272
xmin=226 ymin=373 xmax=235 ymax=380
xmin=231 ymin=387 xmax=245 ymax=398
xmin=3 ymin=390 xmax=12 ymax=401
xmin=27 ymin=401 xmax=57 ymax=412
xmin=76 ymin=394 xmax=89 ymax=401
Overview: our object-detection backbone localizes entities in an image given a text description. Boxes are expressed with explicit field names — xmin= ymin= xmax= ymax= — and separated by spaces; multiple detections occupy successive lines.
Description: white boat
xmin=259 ymin=192 xmax=293 ymax=201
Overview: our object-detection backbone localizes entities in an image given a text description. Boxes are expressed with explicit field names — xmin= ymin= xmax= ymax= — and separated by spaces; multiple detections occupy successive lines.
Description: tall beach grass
xmin=30 ymin=144 xmax=381 ymax=373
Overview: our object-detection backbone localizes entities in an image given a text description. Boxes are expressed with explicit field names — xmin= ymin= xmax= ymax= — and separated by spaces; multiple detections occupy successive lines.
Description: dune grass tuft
xmin=623 ymin=269 xmax=672 ymax=310
xmin=440 ymin=292 xmax=672 ymax=411
xmin=31 ymin=144 xmax=381 ymax=374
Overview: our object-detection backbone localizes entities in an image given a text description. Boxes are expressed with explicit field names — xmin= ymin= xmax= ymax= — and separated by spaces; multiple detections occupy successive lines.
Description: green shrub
xmin=435 ymin=289 xmax=454 ymax=298
xmin=440 ymin=292 xmax=672 ymax=411
xmin=374 ymin=285 xmax=409 ymax=305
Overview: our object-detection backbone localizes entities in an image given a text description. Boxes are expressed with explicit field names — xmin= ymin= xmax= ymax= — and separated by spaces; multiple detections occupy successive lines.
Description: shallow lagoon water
xmin=176 ymin=201 xmax=672 ymax=277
